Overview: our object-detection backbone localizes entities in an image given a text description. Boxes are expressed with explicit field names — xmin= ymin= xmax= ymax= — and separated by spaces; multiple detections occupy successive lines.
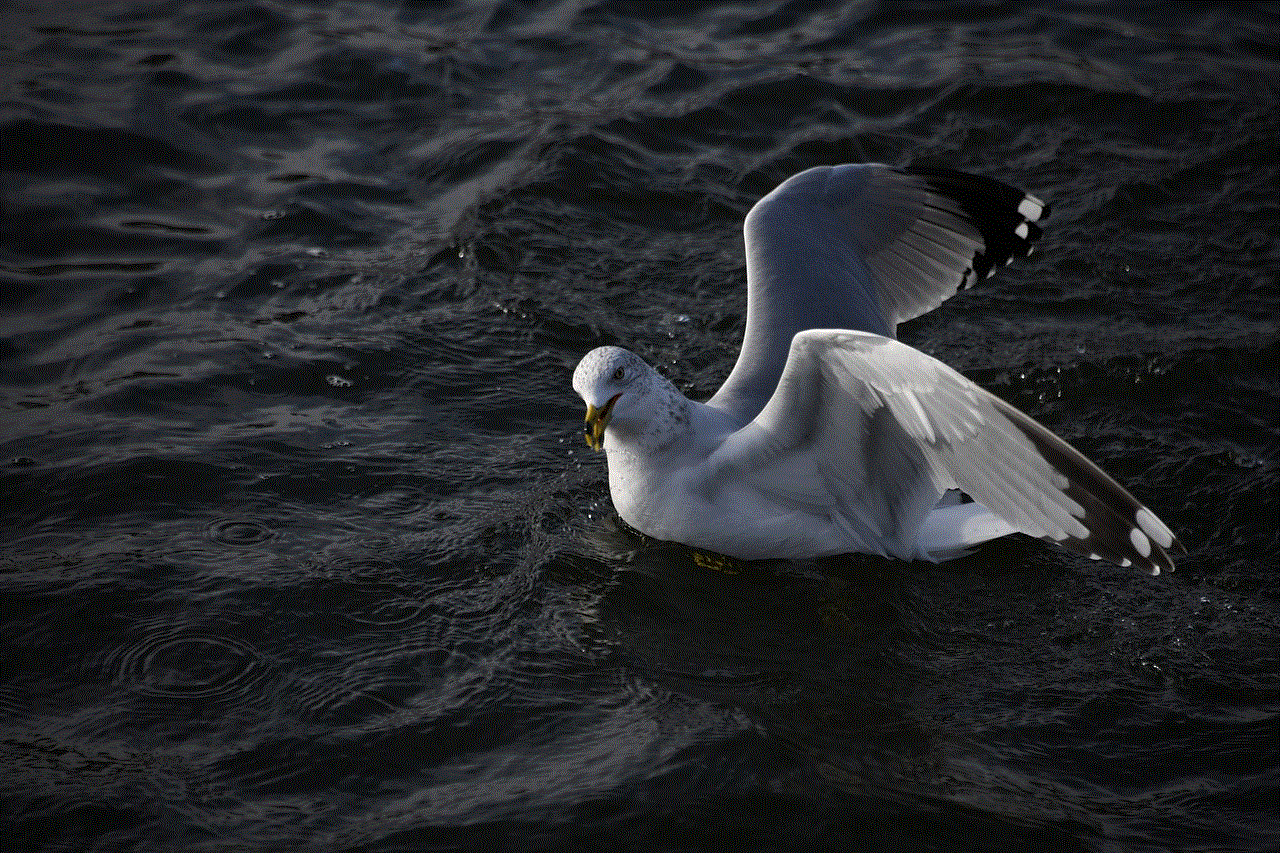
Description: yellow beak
xmin=583 ymin=393 xmax=620 ymax=450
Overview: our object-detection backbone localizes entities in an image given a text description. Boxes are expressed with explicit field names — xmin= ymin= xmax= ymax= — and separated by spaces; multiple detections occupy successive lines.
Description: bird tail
xmin=915 ymin=501 xmax=1017 ymax=560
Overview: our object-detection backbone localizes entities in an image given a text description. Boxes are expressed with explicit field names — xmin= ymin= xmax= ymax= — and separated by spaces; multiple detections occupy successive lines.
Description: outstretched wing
xmin=703 ymin=330 xmax=1182 ymax=574
xmin=708 ymin=164 xmax=1048 ymax=422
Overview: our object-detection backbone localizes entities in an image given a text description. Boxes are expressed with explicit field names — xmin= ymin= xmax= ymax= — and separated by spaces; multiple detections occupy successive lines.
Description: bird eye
xmin=612 ymin=366 xmax=625 ymax=382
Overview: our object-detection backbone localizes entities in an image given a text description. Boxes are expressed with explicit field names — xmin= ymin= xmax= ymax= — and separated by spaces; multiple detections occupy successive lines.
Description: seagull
xmin=572 ymin=163 xmax=1183 ymax=574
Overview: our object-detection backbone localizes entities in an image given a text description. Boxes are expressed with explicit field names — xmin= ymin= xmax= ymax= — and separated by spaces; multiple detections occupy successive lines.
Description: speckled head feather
xmin=572 ymin=346 xmax=690 ymax=454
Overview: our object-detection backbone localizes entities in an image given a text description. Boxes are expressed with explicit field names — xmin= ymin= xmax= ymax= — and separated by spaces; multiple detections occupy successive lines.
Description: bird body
xmin=572 ymin=164 xmax=1183 ymax=574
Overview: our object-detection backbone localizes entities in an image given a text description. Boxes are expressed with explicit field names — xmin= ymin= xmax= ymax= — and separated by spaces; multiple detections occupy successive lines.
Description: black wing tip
xmin=1058 ymin=489 xmax=1181 ymax=576
xmin=1055 ymin=533 xmax=1177 ymax=576
xmin=990 ymin=397 xmax=1181 ymax=577
xmin=902 ymin=162 xmax=1049 ymax=279
xmin=1048 ymin=511 xmax=1181 ymax=576
xmin=1045 ymin=503 xmax=1179 ymax=576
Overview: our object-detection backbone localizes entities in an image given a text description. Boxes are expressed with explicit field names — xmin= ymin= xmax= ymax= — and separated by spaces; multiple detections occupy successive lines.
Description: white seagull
xmin=572 ymin=164 xmax=1183 ymax=574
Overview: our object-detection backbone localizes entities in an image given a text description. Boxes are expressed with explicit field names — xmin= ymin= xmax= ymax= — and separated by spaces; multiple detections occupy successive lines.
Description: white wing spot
xmin=1015 ymin=222 xmax=1029 ymax=239
xmin=1129 ymin=527 xmax=1152 ymax=558
xmin=1135 ymin=507 xmax=1174 ymax=549
xmin=1018 ymin=196 xmax=1044 ymax=220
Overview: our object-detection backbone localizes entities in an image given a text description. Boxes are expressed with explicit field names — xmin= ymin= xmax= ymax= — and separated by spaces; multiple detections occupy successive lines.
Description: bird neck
xmin=609 ymin=375 xmax=691 ymax=455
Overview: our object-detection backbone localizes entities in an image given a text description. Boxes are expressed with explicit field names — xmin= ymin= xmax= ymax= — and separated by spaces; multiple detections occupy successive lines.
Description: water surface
xmin=2 ymin=2 xmax=1277 ymax=851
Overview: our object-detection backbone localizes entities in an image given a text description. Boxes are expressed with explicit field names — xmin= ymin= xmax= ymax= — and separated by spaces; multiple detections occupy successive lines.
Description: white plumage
xmin=572 ymin=163 xmax=1183 ymax=574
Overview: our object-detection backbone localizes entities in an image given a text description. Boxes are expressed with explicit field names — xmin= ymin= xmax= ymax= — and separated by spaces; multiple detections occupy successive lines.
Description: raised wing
xmin=707 ymin=164 xmax=1048 ymax=423
xmin=704 ymin=330 xmax=1182 ymax=574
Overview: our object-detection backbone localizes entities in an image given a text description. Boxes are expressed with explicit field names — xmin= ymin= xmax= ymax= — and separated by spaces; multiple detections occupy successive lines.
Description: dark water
xmin=2 ymin=1 xmax=1277 ymax=850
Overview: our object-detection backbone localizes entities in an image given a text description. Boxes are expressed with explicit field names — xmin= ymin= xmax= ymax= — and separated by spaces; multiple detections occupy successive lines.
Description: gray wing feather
xmin=708 ymin=164 xmax=1046 ymax=423
xmin=709 ymin=330 xmax=1182 ymax=573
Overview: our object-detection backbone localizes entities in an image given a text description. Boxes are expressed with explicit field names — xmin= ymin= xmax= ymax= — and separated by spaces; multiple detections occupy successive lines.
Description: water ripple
xmin=206 ymin=517 xmax=275 ymax=546
xmin=102 ymin=627 xmax=271 ymax=703
xmin=341 ymin=598 xmax=427 ymax=627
